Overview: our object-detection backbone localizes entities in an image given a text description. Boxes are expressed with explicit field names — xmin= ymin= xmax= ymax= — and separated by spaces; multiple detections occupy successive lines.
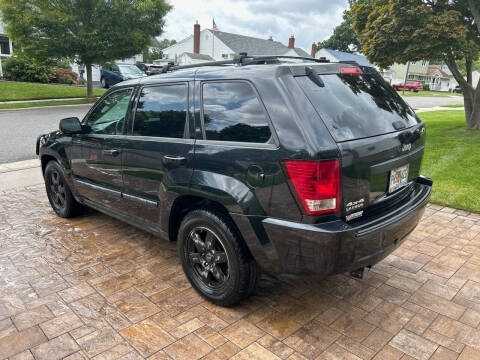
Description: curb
xmin=0 ymin=103 xmax=94 ymax=111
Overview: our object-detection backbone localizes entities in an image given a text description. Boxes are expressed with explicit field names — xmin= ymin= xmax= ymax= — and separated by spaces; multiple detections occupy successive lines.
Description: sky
xmin=160 ymin=0 xmax=349 ymax=51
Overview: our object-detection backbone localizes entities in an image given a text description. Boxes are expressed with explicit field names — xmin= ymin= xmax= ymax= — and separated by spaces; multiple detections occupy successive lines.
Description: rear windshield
xmin=296 ymin=69 xmax=420 ymax=142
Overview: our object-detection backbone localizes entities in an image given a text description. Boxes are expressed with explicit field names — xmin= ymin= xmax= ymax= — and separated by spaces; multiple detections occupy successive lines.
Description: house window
xmin=222 ymin=54 xmax=228 ymax=59
xmin=0 ymin=36 xmax=10 ymax=55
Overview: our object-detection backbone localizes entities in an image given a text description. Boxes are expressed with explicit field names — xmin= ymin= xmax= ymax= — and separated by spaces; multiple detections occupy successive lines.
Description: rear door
xmin=191 ymin=80 xmax=280 ymax=217
xmin=121 ymin=82 xmax=195 ymax=227
xmin=295 ymin=67 xmax=425 ymax=219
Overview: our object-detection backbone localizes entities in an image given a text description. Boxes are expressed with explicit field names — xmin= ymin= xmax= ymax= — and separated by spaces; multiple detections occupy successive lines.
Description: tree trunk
xmin=86 ymin=63 xmax=94 ymax=100
xmin=445 ymin=57 xmax=478 ymax=129
xmin=468 ymin=79 xmax=480 ymax=130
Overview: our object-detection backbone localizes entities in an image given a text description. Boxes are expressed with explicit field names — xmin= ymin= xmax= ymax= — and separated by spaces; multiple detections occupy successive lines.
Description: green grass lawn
xmin=399 ymin=90 xmax=462 ymax=97
xmin=419 ymin=110 xmax=480 ymax=212
xmin=0 ymin=98 xmax=95 ymax=110
xmin=0 ymin=81 xmax=105 ymax=101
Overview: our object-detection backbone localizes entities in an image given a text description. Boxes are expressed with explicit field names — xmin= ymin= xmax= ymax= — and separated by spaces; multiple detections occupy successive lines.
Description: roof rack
xmin=161 ymin=53 xmax=330 ymax=73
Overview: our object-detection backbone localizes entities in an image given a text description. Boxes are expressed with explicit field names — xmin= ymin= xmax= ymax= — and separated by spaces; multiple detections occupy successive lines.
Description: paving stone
xmin=120 ymin=319 xmax=174 ymax=357
xmin=389 ymin=329 xmax=438 ymax=360
xmin=40 ymin=311 xmax=83 ymax=339
xmin=115 ymin=294 xmax=160 ymax=323
xmin=1 ymin=187 xmax=478 ymax=360
xmin=220 ymin=319 xmax=265 ymax=347
xmin=0 ymin=326 xmax=47 ymax=359
xmin=164 ymin=333 xmax=213 ymax=360
xmin=31 ymin=333 xmax=79 ymax=360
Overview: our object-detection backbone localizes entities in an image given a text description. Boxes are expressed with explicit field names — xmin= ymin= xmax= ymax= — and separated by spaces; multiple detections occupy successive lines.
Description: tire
xmin=101 ymin=77 xmax=109 ymax=89
xmin=177 ymin=209 xmax=260 ymax=306
xmin=44 ymin=161 xmax=83 ymax=218
xmin=409 ymin=88 xmax=415 ymax=92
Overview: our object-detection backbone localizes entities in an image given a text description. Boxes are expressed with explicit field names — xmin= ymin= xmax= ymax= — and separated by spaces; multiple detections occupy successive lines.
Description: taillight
xmin=283 ymin=160 xmax=341 ymax=215
xmin=340 ymin=67 xmax=362 ymax=75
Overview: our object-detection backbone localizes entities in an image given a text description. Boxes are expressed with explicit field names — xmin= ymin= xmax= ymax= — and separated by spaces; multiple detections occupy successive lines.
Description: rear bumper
xmin=232 ymin=177 xmax=432 ymax=276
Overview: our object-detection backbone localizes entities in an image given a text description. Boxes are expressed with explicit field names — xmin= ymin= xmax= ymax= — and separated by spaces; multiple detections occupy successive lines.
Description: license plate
xmin=389 ymin=164 xmax=409 ymax=193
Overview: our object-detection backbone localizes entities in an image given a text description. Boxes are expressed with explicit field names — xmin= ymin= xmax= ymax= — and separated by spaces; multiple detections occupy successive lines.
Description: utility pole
xmin=402 ymin=61 xmax=411 ymax=95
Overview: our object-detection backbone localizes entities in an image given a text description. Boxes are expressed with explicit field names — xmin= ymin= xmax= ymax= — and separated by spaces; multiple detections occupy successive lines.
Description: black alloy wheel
xmin=44 ymin=161 xmax=83 ymax=218
xmin=178 ymin=209 xmax=260 ymax=306
xmin=187 ymin=226 xmax=230 ymax=288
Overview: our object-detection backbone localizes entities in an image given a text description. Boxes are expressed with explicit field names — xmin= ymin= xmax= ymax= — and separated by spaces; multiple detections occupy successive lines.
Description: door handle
xmin=163 ymin=155 xmax=187 ymax=163
xmin=103 ymin=149 xmax=120 ymax=157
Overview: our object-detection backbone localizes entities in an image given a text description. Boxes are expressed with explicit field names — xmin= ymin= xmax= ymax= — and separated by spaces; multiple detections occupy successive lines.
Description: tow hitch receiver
xmin=350 ymin=266 xmax=371 ymax=279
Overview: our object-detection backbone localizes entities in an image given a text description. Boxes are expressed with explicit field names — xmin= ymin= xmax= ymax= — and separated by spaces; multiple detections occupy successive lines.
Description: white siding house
xmin=0 ymin=16 xmax=13 ymax=57
xmin=162 ymin=23 xmax=312 ymax=65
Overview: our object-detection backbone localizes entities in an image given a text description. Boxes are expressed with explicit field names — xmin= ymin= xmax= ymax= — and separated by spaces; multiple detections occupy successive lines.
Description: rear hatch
xmin=294 ymin=65 xmax=426 ymax=221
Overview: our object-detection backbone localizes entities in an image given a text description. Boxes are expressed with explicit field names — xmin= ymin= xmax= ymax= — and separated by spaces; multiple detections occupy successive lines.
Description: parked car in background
xmin=135 ymin=63 xmax=150 ymax=73
xmin=100 ymin=63 xmax=146 ymax=88
xmin=452 ymin=86 xmax=463 ymax=94
xmin=146 ymin=65 xmax=164 ymax=76
xmin=37 ymin=56 xmax=432 ymax=306
xmin=392 ymin=81 xmax=422 ymax=92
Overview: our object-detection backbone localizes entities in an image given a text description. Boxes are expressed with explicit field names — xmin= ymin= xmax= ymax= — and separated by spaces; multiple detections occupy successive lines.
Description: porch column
xmin=8 ymin=38 xmax=12 ymax=56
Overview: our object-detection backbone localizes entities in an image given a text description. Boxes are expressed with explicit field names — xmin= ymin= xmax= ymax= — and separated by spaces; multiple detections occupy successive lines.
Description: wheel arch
xmin=168 ymin=195 xmax=233 ymax=243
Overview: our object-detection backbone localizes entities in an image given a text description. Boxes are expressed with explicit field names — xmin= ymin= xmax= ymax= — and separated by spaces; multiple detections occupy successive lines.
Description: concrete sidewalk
xmin=0 ymin=159 xmax=44 ymax=191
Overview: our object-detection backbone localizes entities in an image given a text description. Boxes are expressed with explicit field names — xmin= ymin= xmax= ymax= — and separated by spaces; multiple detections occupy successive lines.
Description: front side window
xmin=133 ymin=84 xmax=188 ymax=138
xmin=86 ymin=88 xmax=133 ymax=135
xmin=202 ymin=82 xmax=271 ymax=143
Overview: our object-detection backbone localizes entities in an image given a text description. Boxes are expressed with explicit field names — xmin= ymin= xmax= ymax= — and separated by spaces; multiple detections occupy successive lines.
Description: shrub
xmin=423 ymin=83 xmax=430 ymax=91
xmin=55 ymin=68 xmax=78 ymax=84
xmin=55 ymin=59 xmax=72 ymax=70
xmin=3 ymin=56 xmax=55 ymax=83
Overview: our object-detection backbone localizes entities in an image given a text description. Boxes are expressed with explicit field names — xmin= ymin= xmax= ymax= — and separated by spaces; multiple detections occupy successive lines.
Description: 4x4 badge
xmin=346 ymin=198 xmax=365 ymax=212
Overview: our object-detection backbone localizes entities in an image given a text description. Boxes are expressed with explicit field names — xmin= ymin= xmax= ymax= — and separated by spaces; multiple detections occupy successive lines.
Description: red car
xmin=392 ymin=81 xmax=422 ymax=92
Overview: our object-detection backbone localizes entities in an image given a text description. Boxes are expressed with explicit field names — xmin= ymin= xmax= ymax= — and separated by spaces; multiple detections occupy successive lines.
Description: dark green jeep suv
xmin=37 ymin=55 xmax=432 ymax=306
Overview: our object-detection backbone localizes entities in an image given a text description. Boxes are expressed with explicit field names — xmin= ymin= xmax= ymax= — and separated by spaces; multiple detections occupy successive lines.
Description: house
xmin=178 ymin=52 xmax=215 ymax=65
xmin=0 ymin=15 xmax=13 ymax=57
xmin=314 ymin=48 xmax=374 ymax=67
xmin=162 ymin=22 xmax=313 ymax=65
xmin=389 ymin=61 xmax=458 ymax=91
xmin=426 ymin=64 xmax=457 ymax=92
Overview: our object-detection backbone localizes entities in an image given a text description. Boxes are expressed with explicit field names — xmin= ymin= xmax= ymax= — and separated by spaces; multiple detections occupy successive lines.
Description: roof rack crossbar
xmin=160 ymin=54 xmax=331 ymax=74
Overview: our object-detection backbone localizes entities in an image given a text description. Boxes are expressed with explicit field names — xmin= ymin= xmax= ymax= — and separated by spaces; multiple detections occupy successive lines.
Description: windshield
xmin=296 ymin=69 xmax=420 ymax=142
xmin=118 ymin=65 xmax=144 ymax=76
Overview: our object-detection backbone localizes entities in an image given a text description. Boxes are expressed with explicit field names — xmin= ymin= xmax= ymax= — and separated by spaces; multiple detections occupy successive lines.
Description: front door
xmin=121 ymin=82 xmax=195 ymax=229
xmin=69 ymin=87 xmax=135 ymax=209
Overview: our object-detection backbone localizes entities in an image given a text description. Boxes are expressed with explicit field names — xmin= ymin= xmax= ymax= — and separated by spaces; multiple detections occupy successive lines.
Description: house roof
xmin=182 ymin=52 xmax=215 ymax=61
xmin=319 ymin=48 xmax=374 ymax=67
xmin=426 ymin=65 xmax=452 ymax=79
xmin=211 ymin=30 xmax=311 ymax=57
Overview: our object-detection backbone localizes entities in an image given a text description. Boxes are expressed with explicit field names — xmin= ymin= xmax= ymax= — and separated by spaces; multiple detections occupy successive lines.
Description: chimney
xmin=288 ymin=35 xmax=295 ymax=49
xmin=311 ymin=43 xmax=317 ymax=58
xmin=268 ymin=35 xmax=273 ymax=41
xmin=194 ymin=21 xmax=200 ymax=54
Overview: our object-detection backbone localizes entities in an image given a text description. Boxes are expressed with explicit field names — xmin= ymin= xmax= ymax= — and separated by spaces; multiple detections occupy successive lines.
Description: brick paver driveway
xmin=1 ymin=185 xmax=480 ymax=360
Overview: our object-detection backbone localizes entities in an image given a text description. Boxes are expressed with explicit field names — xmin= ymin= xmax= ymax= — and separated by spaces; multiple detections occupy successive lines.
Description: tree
xmin=351 ymin=0 xmax=480 ymax=129
xmin=0 ymin=0 xmax=171 ymax=99
xmin=143 ymin=38 xmax=176 ymax=63
xmin=317 ymin=1 xmax=369 ymax=53
xmin=318 ymin=9 xmax=361 ymax=52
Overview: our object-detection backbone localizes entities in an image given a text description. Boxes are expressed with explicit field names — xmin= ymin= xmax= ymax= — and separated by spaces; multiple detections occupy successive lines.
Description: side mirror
xmin=59 ymin=117 xmax=82 ymax=134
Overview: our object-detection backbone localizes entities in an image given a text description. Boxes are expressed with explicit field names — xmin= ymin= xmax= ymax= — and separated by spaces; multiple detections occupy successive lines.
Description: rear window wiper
xmin=305 ymin=66 xmax=324 ymax=88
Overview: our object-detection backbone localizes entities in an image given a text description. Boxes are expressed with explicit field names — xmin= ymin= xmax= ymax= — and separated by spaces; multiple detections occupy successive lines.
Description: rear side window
xmin=296 ymin=70 xmax=420 ymax=142
xmin=133 ymin=84 xmax=188 ymax=138
xmin=202 ymin=81 xmax=271 ymax=143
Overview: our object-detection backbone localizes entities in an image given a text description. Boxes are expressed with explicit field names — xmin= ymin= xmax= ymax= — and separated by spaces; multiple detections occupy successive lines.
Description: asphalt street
xmin=402 ymin=95 xmax=463 ymax=109
xmin=0 ymin=104 xmax=92 ymax=164
xmin=0 ymin=95 xmax=464 ymax=164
